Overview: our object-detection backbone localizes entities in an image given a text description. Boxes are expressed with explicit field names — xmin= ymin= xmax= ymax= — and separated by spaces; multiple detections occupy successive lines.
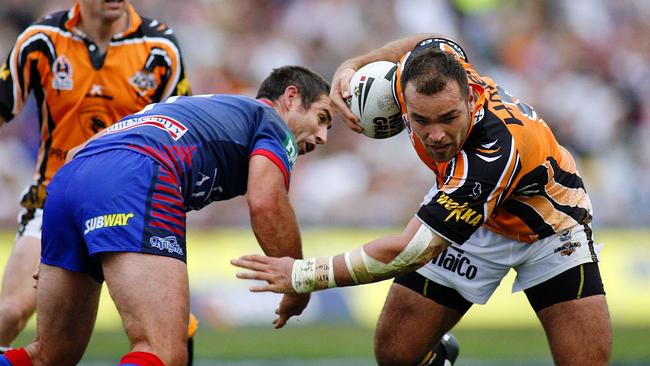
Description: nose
xmin=315 ymin=126 xmax=328 ymax=145
xmin=425 ymin=124 xmax=445 ymax=143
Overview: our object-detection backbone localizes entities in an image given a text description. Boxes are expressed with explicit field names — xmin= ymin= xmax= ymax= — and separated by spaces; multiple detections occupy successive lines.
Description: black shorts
xmin=394 ymin=262 xmax=605 ymax=313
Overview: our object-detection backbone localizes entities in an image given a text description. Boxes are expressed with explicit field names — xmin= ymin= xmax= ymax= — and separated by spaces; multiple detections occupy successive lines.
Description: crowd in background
xmin=1 ymin=0 xmax=649 ymax=228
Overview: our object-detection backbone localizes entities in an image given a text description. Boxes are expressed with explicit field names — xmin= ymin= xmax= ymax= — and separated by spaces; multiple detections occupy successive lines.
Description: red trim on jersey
xmin=150 ymin=220 xmax=184 ymax=236
xmin=119 ymin=351 xmax=164 ymax=366
xmin=152 ymin=202 xmax=184 ymax=217
xmin=3 ymin=348 xmax=32 ymax=366
xmin=257 ymin=98 xmax=274 ymax=107
xmin=250 ymin=149 xmax=290 ymax=190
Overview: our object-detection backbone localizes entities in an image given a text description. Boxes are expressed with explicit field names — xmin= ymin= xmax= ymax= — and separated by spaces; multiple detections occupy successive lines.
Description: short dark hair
xmin=400 ymin=48 xmax=469 ymax=100
xmin=256 ymin=65 xmax=330 ymax=109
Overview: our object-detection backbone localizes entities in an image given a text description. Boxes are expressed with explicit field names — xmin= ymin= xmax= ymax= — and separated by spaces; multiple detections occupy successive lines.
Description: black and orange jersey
xmin=0 ymin=3 xmax=191 ymax=206
xmin=394 ymin=38 xmax=592 ymax=244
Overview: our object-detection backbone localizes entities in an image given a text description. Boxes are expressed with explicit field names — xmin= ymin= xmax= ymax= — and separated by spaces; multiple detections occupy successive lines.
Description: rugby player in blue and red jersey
xmin=0 ymin=66 xmax=332 ymax=366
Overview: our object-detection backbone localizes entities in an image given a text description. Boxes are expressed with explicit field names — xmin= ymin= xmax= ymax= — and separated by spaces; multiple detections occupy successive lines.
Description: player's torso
xmin=38 ymin=33 xmax=171 ymax=180
xmin=426 ymin=77 xmax=591 ymax=242
xmin=82 ymin=95 xmax=294 ymax=211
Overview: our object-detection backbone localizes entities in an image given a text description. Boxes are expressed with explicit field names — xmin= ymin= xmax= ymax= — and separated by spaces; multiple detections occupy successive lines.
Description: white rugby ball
xmin=347 ymin=61 xmax=404 ymax=139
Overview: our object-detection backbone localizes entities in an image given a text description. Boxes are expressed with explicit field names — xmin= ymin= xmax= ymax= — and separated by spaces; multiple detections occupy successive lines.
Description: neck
xmin=77 ymin=8 xmax=129 ymax=49
xmin=260 ymin=98 xmax=290 ymax=125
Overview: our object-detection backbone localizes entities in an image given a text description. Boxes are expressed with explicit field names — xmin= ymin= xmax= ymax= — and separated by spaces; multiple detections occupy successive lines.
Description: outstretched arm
xmin=331 ymin=33 xmax=447 ymax=131
xmin=232 ymin=217 xmax=450 ymax=294
xmin=246 ymin=154 xmax=309 ymax=327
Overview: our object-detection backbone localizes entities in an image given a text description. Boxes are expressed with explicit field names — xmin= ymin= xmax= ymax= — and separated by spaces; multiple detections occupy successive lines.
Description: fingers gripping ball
xmin=347 ymin=61 xmax=404 ymax=139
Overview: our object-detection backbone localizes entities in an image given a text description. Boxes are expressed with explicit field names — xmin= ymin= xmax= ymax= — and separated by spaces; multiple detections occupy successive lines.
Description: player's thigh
xmin=537 ymin=295 xmax=611 ymax=365
xmin=28 ymin=264 xmax=102 ymax=365
xmin=524 ymin=261 xmax=611 ymax=365
xmin=375 ymin=278 xmax=466 ymax=365
xmin=101 ymin=252 xmax=189 ymax=364
xmin=0 ymin=234 xmax=40 ymax=309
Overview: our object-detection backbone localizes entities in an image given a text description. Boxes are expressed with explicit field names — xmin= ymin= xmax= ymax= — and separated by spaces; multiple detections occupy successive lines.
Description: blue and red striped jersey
xmin=76 ymin=94 xmax=298 ymax=211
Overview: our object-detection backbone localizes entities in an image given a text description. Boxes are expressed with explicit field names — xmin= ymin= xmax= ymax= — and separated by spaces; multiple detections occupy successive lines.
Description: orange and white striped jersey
xmin=394 ymin=38 xmax=592 ymax=244
xmin=0 ymin=3 xmax=191 ymax=207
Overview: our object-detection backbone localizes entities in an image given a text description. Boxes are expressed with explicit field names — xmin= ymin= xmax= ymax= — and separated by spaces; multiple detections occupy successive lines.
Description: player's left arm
xmin=232 ymin=217 xmax=450 ymax=294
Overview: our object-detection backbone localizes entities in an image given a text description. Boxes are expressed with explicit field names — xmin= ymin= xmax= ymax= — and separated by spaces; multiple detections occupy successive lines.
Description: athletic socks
xmin=119 ymin=351 xmax=165 ymax=366
xmin=0 ymin=349 xmax=32 ymax=366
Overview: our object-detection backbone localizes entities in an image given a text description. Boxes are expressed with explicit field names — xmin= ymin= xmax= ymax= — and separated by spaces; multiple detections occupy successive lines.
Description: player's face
xmin=404 ymin=80 xmax=474 ymax=162
xmin=287 ymin=94 xmax=333 ymax=155
xmin=78 ymin=0 xmax=129 ymax=22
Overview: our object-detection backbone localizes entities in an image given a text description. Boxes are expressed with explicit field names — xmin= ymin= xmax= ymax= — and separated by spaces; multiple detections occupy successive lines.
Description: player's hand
xmin=273 ymin=293 xmax=310 ymax=329
xmin=231 ymin=254 xmax=295 ymax=293
xmin=330 ymin=66 xmax=363 ymax=133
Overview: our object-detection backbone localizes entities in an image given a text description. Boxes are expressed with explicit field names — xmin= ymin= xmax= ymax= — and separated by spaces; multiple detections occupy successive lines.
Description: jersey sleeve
xmin=140 ymin=19 xmax=192 ymax=101
xmin=417 ymin=128 xmax=521 ymax=245
xmin=0 ymin=26 xmax=51 ymax=122
xmin=250 ymin=114 xmax=297 ymax=190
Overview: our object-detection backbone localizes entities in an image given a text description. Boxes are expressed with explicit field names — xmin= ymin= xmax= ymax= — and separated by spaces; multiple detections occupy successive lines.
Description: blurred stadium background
xmin=1 ymin=0 xmax=649 ymax=364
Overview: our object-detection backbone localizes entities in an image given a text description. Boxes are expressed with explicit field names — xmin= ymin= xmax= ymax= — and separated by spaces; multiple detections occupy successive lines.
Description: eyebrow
xmin=410 ymin=109 xmax=459 ymax=122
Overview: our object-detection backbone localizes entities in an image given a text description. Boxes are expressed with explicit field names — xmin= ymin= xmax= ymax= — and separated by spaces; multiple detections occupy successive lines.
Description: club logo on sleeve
xmin=105 ymin=115 xmax=188 ymax=140
xmin=149 ymin=236 xmax=184 ymax=256
xmin=84 ymin=212 xmax=135 ymax=234
xmin=436 ymin=192 xmax=483 ymax=226
xmin=283 ymin=134 xmax=298 ymax=168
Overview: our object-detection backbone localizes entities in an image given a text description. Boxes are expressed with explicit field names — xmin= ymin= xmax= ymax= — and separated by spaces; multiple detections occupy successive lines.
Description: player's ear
xmin=282 ymin=85 xmax=299 ymax=110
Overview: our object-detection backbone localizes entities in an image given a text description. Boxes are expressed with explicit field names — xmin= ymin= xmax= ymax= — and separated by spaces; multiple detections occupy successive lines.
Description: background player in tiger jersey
xmin=0 ymin=65 xmax=332 ymax=366
xmin=232 ymin=35 xmax=611 ymax=366
xmin=0 ymin=0 xmax=191 ymax=353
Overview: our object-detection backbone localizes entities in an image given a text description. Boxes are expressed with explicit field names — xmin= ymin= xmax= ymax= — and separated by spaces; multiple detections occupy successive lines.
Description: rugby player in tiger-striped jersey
xmin=233 ymin=35 xmax=611 ymax=366
xmin=0 ymin=0 xmax=195 ymax=363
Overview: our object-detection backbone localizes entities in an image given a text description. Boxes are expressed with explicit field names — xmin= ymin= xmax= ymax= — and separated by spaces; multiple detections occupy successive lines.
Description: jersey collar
xmin=65 ymin=3 xmax=142 ymax=39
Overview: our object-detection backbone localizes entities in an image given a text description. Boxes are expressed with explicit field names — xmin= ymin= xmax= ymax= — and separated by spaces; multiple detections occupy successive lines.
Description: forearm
xmin=338 ymin=33 xmax=447 ymax=71
xmin=291 ymin=222 xmax=450 ymax=293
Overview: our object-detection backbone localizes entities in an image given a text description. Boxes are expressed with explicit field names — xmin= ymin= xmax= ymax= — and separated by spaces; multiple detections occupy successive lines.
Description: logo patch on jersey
xmin=554 ymin=241 xmax=581 ymax=256
xmin=106 ymin=115 xmax=188 ymax=141
xmin=436 ymin=192 xmax=483 ymax=227
xmin=52 ymin=55 xmax=73 ymax=90
xmin=469 ymin=182 xmax=482 ymax=200
xmin=283 ymin=134 xmax=298 ymax=168
xmin=149 ymin=236 xmax=184 ymax=256
xmin=129 ymin=70 xmax=158 ymax=96
xmin=84 ymin=212 xmax=135 ymax=235
xmin=0 ymin=63 xmax=9 ymax=81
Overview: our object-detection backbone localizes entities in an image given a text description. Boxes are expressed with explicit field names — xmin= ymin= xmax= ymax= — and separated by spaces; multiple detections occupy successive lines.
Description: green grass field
xmin=2 ymin=228 xmax=650 ymax=365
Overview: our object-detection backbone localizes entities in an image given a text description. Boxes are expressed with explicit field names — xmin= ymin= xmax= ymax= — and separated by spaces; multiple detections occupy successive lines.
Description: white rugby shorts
xmin=416 ymin=223 xmax=602 ymax=304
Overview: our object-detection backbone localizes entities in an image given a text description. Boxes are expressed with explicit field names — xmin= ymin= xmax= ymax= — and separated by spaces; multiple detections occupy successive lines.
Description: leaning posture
xmin=233 ymin=35 xmax=611 ymax=366
xmin=0 ymin=66 xmax=332 ymax=366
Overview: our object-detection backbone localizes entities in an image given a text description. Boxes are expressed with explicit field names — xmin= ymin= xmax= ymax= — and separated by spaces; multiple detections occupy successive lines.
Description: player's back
xmin=77 ymin=95 xmax=297 ymax=211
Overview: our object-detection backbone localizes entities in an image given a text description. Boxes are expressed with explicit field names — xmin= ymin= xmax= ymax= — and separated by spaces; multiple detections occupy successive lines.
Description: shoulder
xmin=14 ymin=10 xmax=69 ymax=43
xmin=135 ymin=16 xmax=182 ymax=46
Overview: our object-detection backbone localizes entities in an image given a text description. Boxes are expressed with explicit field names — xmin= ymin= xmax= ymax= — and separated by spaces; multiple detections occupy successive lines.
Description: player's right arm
xmin=232 ymin=217 xmax=450 ymax=294
xmin=331 ymin=33 xmax=447 ymax=130
xmin=246 ymin=154 xmax=310 ymax=328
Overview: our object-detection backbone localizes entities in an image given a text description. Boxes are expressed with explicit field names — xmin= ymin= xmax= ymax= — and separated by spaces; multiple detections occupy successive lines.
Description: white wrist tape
xmin=291 ymin=258 xmax=316 ymax=293
xmin=328 ymin=256 xmax=337 ymax=288
xmin=291 ymin=257 xmax=337 ymax=293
